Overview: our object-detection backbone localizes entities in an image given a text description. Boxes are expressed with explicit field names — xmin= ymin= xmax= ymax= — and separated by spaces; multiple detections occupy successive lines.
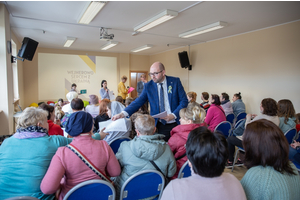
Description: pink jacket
xmin=205 ymin=104 xmax=226 ymax=131
xmin=168 ymin=123 xmax=206 ymax=179
xmin=40 ymin=135 xmax=121 ymax=200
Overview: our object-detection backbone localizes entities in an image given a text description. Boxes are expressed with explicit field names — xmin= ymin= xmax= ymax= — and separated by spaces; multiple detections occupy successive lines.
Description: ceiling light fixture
xmin=131 ymin=45 xmax=153 ymax=53
xmin=64 ymin=37 xmax=76 ymax=47
xmin=101 ymin=41 xmax=118 ymax=50
xmin=179 ymin=21 xmax=228 ymax=38
xmin=78 ymin=1 xmax=106 ymax=24
xmin=134 ymin=9 xmax=178 ymax=32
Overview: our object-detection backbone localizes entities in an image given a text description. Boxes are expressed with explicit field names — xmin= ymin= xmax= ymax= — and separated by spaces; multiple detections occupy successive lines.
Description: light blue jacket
xmin=232 ymin=99 xmax=246 ymax=117
xmin=279 ymin=117 xmax=296 ymax=134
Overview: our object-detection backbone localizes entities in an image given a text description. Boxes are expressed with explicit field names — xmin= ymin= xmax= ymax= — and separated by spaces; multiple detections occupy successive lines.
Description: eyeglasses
xmin=148 ymin=70 xmax=163 ymax=77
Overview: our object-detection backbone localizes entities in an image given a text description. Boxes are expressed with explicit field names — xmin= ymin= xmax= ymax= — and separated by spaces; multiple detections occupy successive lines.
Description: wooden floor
xmin=225 ymin=165 xmax=248 ymax=180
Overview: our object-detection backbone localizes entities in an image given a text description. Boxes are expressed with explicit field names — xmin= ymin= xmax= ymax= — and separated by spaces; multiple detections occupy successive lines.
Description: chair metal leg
xmin=232 ymin=148 xmax=239 ymax=172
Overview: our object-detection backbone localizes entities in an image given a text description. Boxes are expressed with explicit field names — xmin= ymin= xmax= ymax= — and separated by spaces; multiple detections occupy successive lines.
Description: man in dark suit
xmin=112 ymin=62 xmax=188 ymax=141
xmin=136 ymin=74 xmax=147 ymax=97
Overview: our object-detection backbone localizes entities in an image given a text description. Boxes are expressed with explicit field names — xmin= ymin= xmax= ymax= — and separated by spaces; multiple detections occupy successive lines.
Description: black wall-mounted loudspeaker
xmin=178 ymin=51 xmax=192 ymax=70
xmin=17 ymin=37 xmax=39 ymax=61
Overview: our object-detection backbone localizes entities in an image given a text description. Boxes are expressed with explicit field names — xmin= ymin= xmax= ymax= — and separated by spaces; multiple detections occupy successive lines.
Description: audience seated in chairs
xmin=125 ymin=97 xmax=134 ymax=107
xmin=94 ymin=98 xmax=111 ymax=132
xmin=220 ymin=92 xmax=233 ymax=116
xmin=200 ymin=92 xmax=210 ymax=112
xmin=85 ymin=95 xmax=100 ymax=118
xmin=168 ymin=102 xmax=207 ymax=179
xmin=186 ymin=91 xmax=197 ymax=103
xmin=0 ymin=107 xmax=71 ymax=199
xmin=61 ymin=98 xmax=84 ymax=128
xmin=204 ymin=94 xmax=226 ymax=131
xmin=277 ymin=99 xmax=297 ymax=133
xmin=227 ymin=98 xmax=279 ymax=166
xmin=54 ymin=106 xmax=65 ymax=127
xmin=114 ymin=114 xmax=176 ymax=199
xmin=41 ymin=111 xmax=120 ymax=200
xmin=241 ymin=119 xmax=300 ymax=200
xmin=296 ymin=113 xmax=300 ymax=133
xmin=39 ymin=103 xmax=63 ymax=136
xmin=231 ymin=92 xmax=246 ymax=117
xmin=161 ymin=127 xmax=246 ymax=200
xmin=115 ymin=95 xmax=124 ymax=105
xmin=62 ymin=91 xmax=78 ymax=114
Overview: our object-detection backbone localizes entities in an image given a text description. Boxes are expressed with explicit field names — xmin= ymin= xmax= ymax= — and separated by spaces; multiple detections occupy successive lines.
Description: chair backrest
xmin=284 ymin=128 xmax=297 ymax=144
xmin=214 ymin=121 xmax=232 ymax=138
xmin=120 ymin=170 xmax=165 ymax=200
xmin=63 ymin=179 xmax=115 ymax=200
xmin=109 ymin=136 xmax=131 ymax=154
xmin=5 ymin=197 xmax=39 ymax=200
xmin=234 ymin=119 xmax=246 ymax=129
xmin=226 ymin=113 xmax=235 ymax=125
xmin=177 ymin=160 xmax=191 ymax=179
xmin=292 ymin=161 xmax=300 ymax=172
xmin=236 ymin=112 xmax=247 ymax=122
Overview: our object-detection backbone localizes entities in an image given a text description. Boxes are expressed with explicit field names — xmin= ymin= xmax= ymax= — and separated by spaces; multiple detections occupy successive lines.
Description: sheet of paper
xmin=98 ymin=120 xmax=112 ymax=131
xmin=62 ymin=128 xmax=68 ymax=138
xmin=101 ymin=118 xmax=128 ymax=132
xmin=152 ymin=111 xmax=168 ymax=118
xmin=109 ymin=91 xmax=115 ymax=100
xmin=128 ymin=87 xmax=135 ymax=94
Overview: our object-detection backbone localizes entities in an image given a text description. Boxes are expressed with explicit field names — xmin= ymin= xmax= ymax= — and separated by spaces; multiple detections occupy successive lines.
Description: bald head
xmin=150 ymin=62 xmax=166 ymax=83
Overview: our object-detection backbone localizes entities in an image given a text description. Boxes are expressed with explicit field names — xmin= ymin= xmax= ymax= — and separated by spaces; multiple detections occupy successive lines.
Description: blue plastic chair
xmin=236 ymin=112 xmax=247 ymax=122
xmin=292 ymin=161 xmax=300 ymax=172
xmin=63 ymin=179 xmax=115 ymax=200
xmin=120 ymin=170 xmax=165 ymax=200
xmin=109 ymin=137 xmax=131 ymax=154
xmin=214 ymin=121 xmax=232 ymax=138
xmin=226 ymin=113 xmax=235 ymax=125
xmin=234 ymin=119 xmax=246 ymax=129
xmin=178 ymin=160 xmax=191 ymax=179
xmin=284 ymin=128 xmax=297 ymax=144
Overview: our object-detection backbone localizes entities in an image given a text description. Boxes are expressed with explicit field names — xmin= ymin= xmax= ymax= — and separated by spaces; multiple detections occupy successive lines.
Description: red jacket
xmin=47 ymin=120 xmax=63 ymax=136
xmin=168 ymin=123 xmax=207 ymax=179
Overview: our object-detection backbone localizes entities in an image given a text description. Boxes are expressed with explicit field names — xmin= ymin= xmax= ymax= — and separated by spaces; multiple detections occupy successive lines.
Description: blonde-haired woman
xmin=118 ymin=75 xmax=128 ymax=102
xmin=168 ymin=102 xmax=207 ymax=179
xmin=187 ymin=91 xmax=197 ymax=103
xmin=0 ymin=107 xmax=71 ymax=199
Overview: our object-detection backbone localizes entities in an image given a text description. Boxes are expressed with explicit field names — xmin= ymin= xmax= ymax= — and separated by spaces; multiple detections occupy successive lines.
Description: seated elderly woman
xmin=241 ymin=119 xmax=300 ymax=200
xmin=168 ymin=102 xmax=207 ymax=179
xmin=41 ymin=111 xmax=121 ymax=200
xmin=62 ymin=91 xmax=78 ymax=114
xmin=0 ymin=107 xmax=71 ymax=199
xmin=161 ymin=127 xmax=246 ymax=200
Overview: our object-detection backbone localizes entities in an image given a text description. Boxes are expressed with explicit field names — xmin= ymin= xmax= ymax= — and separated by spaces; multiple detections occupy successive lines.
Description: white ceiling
xmin=4 ymin=1 xmax=300 ymax=55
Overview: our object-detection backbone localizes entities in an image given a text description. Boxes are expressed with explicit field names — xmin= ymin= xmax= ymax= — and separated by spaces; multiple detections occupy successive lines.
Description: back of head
xmin=234 ymin=92 xmax=242 ymax=99
xmin=66 ymin=91 xmax=78 ymax=102
xmin=115 ymin=96 xmax=123 ymax=103
xmin=135 ymin=114 xmax=155 ymax=135
xmin=221 ymin=92 xmax=229 ymax=101
xmin=202 ymin=92 xmax=209 ymax=100
xmin=89 ymin=95 xmax=99 ymax=105
xmin=211 ymin=94 xmax=221 ymax=106
xmin=71 ymin=98 xmax=84 ymax=111
xmin=65 ymin=111 xmax=93 ymax=137
xmin=99 ymin=99 xmax=110 ymax=115
xmin=187 ymin=92 xmax=197 ymax=103
xmin=125 ymin=97 xmax=134 ymax=107
xmin=277 ymin=99 xmax=296 ymax=123
xmin=243 ymin=119 xmax=295 ymax=175
xmin=180 ymin=102 xmax=206 ymax=123
xmin=186 ymin=127 xmax=228 ymax=177
xmin=17 ymin=107 xmax=48 ymax=129
xmin=38 ymin=103 xmax=54 ymax=120
xmin=261 ymin=98 xmax=277 ymax=116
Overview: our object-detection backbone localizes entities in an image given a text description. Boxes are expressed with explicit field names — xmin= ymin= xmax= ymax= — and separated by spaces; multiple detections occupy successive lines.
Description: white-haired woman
xmin=168 ymin=102 xmax=207 ymax=179
xmin=0 ymin=107 xmax=71 ymax=199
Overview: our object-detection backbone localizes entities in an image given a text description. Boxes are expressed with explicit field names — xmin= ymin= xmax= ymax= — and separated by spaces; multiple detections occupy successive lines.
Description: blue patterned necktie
xmin=159 ymin=83 xmax=166 ymax=125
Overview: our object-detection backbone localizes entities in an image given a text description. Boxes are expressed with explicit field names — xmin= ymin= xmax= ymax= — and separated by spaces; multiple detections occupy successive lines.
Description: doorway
xmin=130 ymin=71 xmax=148 ymax=98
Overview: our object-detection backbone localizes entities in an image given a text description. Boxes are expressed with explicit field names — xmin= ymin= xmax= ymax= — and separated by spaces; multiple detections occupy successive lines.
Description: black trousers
xmin=156 ymin=121 xmax=178 ymax=142
xmin=227 ymin=136 xmax=243 ymax=162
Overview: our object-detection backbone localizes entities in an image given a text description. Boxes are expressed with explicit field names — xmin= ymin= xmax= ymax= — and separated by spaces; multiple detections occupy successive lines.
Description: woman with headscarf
xmin=41 ymin=111 xmax=121 ymax=200
xmin=0 ymin=107 xmax=71 ymax=199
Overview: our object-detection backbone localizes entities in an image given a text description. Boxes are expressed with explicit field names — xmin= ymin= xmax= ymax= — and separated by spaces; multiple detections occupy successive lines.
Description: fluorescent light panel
xmin=134 ymin=9 xmax=178 ymax=32
xmin=179 ymin=21 xmax=228 ymax=38
xmin=131 ymin=45 xmax=153 ymax=53
xmin=78 ymin=1 xmax=106 ymax=24
xmin=101 ymin=41 xmax=118 ymax=50
xmin=64 ymin=37 xmax=76 ymax=47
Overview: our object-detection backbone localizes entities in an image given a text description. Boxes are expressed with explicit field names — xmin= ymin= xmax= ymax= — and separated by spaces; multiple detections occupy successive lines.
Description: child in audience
xmin=94 ymin=99 xmax=111 ymax=131
xmin=241 ymin=119 xmax=300 ymax=200
xmin=186 ymin=91 xmax=197 ymax=103
xmin=39 ymin=103 xmax=63 ymax=136
xmin=204 ymin=94 xmax=226 ymax=131
xmin=277 ymin=99 xmax=296 ymax=133
xmin=232 ymin=92 xmax=246 ymax=117
xmin=54 ymin=106 xmax=64 ymax=126
xmin=41 ymin=111 xmax=120 ymax=200
xmin=161 ymin=127 xmax=246 ymax=200
xmin=168 ymin=102 xmax=206 ymax=179
xmin=115 ymin=95 xmax=124 ymax=105
xmin=114 ymin=115 xmax=176 ymax=199
xmin=200 ymin=92 xmax=210 ymax=112
xmin=85 ymin=94 xmax=100 ymax=118
xmin=220 ymin=92 xmax=233 ymax=116
xmin=125 ymin=97 xmax=134 ymax=107
xmin=55 ymin=98 xmax=64 ymax=108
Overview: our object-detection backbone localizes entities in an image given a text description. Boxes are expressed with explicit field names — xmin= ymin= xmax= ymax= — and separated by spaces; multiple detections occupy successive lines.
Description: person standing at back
xmin=118 ymin=75 xmax=128 ymax=103
xmin=137 ymin=74 xmax=147 ymax=97
xmin=112 ymin=62 xmax=188 ymax=141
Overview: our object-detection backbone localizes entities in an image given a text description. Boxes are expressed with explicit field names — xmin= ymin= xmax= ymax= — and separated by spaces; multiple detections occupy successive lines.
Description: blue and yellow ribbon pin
xmin=168 ymin=86 xmax=172 ymax=94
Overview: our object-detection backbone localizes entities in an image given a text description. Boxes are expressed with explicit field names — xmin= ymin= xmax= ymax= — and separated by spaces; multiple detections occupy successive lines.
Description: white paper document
xmin=152 ymin=111 xmax=168 ymax=119
xmin=99 ymin=118 xmax=127 ymax=132
xmin=109 ymin=91 xmax=115 ymax=100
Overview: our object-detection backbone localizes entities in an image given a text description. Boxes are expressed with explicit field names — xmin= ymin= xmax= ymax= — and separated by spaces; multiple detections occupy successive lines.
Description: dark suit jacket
xmin=137 ymin=81 xmax=144 ymax=96
xmin=125 ymin=76 xmax=188 ymax=125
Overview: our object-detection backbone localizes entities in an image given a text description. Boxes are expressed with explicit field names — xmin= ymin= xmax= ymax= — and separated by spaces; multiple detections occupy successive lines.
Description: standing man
xmin=136 ymin=74 xmax=147 ymax=97
xmin=112 ymin=62 xmax=188 ymax=141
